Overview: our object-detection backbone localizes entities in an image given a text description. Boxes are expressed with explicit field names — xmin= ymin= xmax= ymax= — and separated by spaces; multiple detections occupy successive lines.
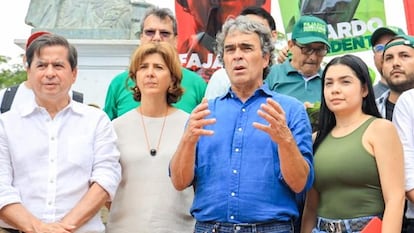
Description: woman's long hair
xmin=313 ymin=54 xmax=381 ymax=151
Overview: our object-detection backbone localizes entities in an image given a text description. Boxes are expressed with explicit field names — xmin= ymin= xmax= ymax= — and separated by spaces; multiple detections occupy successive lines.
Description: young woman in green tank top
xmin=301 ymin=54 xmax=405 ymax=233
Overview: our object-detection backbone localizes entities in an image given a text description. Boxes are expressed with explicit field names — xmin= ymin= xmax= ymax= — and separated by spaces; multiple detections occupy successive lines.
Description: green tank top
xmin=314 ymin=117 xmax=384 ymax=219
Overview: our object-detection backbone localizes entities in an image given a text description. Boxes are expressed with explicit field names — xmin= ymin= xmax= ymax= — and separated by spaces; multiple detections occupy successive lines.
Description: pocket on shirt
xmin=67 ymin=139 xmax=94 ymax=169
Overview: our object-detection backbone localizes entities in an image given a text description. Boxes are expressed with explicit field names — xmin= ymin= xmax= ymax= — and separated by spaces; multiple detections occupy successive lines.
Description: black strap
xmin=0 ymin=85 xmax=84 ymax=114
xmin=72 ymin=90 xmax=84 ymax=103
xmin=1 ymin=84 xmax=20 ymax=113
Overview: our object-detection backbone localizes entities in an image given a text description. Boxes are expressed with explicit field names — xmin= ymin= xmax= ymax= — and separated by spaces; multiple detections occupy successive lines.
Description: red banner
xmin=175 ymin=0 xmax=271 ymax=82
xmin=404 ymin=0 xmax=414 ymax=35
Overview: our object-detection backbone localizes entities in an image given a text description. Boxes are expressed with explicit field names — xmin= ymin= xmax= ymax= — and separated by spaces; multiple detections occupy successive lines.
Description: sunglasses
xmin=373 ymin=44 xmax=385 ymax=53
xmin=294 ymin=41 xmax=328 ymax=57
xmin=143 ymin=29 xmax=173 ymax=39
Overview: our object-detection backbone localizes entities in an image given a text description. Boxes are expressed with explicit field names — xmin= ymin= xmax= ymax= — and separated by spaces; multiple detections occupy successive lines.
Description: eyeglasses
xmin=294 ymin=41 xmax=328 ymax=57
xmin=373 ymin=44 xmax=385 ymax=54
xmin=143 ymin=29 xmax=173 ymax=39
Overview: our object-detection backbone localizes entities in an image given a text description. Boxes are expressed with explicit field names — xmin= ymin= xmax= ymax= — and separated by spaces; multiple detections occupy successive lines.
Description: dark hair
xmin=139 ymin=7 xmax=177 ymax=36
xmin=25 ymin=34 xmax=77 ymax=70
xmin=215 ymin=15 xmax=274 ymax=79
xmin=129 ymin=42 xmax=183 ymax=104
xmin=240 ymin=6 xmax=276 ymax=31
xmin=313 ymin=54 xmax=381 ymax=151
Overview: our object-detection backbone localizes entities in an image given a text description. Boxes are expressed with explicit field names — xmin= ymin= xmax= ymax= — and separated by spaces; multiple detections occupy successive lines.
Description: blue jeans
xmin=194 ymin=220 xmax=294 ymax=233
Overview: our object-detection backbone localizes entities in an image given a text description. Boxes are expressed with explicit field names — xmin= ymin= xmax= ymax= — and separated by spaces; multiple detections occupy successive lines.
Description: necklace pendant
xmin=150 ymin=149 xmax=157 ymax=156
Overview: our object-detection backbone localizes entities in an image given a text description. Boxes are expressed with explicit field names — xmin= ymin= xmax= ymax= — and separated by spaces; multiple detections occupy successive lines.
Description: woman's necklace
xmin=139 ymin=107 xmax=168 ymax=156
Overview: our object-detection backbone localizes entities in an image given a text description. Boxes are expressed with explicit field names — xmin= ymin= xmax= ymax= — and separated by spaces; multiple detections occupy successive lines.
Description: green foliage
xmin=306 ymin=101 xmax=321 ymax=132
xmin=0 ymin=55 xmax=27 ymax=89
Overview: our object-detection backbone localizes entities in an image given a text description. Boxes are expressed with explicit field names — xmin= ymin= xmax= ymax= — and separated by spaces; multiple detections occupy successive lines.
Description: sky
xmin=0 ymin=0 xmax=32 ymax=64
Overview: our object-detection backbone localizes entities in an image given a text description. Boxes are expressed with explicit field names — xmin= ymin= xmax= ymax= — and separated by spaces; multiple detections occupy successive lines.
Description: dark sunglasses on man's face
xmin=143 ymin=29 xmax=173 ymax=39
xmin=373 ymin=44 xmax=385 ymax=54
xmin=294 ymin=41 xmax=328 ymax=57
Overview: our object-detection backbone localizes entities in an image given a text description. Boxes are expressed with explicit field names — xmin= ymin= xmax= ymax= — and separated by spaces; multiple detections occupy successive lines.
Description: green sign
xmin=278 ymin=0 xmax=386 ymax=55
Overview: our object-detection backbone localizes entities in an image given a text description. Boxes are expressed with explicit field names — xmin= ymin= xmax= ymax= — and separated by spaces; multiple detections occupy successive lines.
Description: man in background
xmin=370 ymin=26 xmax=405 ymax=98
xmin=104 ymin=6 xmax=206 ymax=120
xmin=388 ymin=35 xmax=414 ymax=233
xmin=266 ymin=15 xmax=329 ymax=104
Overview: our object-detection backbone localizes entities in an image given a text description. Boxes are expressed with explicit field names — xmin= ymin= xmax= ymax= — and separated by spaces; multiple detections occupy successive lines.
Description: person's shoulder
xmin=182 ymin=68 xmax=204 ymax=81
xmin=266 ymin=63 xmax=289 ymax=81
xmin=168 ymin=108 xmax=190 ymax=127
xmin=173 ymin=108 xmax=190 ymax=118
xmin=398 ymin=88 xmax=414 ymax=102
xmin=72 ymin=101 xmax=109 ymax=119
xmin=109 ymin=70 xmax=129 ymax=85
xmin=210 ymin=68 xmax=227 ymax=77
xmin=369 ymin=117 xmax=395 ymax=132
xmin=112 ymin=108 xmax=138 ymax=125
xmin=272 ymin=91 xmax=303 ymax=105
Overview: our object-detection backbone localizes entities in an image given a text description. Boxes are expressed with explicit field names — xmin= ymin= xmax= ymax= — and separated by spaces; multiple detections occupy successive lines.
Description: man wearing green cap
xmin=388 ymin=34 xmax=414 ymax=233
xmin=377 ymin=34 xmax=414 ymax=121
xmin=266 ymin=15 xmax=329 ymax=104
xmin=370 ymin=26 xmax=406 ymax=98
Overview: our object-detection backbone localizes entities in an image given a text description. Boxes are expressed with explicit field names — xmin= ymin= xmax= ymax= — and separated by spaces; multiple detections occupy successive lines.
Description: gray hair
xmin=215 ymin=15 xmax=275 ymax=78
xmin=139 ymin=6 xmax=178 ymax=36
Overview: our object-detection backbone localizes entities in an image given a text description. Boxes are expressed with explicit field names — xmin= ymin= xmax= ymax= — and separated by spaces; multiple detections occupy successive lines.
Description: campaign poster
xmin=175 ymin=0 xmax=271 ymax=82
xmin=278 ymin=0 xmax=386 ymax=56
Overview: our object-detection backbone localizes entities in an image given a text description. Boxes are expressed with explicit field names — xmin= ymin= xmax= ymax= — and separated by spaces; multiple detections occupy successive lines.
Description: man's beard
xmin=386 ymin=73 xmax=414 ymax=93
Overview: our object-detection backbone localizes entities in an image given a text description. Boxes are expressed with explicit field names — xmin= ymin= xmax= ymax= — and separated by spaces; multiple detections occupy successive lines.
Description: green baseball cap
xmin=383 ymin=34 xmax=414 ymax=54
xmin=370 ymin=25 xmax=406 ymax=46
xmin=292 ymin=15 xmax=330 ymax=48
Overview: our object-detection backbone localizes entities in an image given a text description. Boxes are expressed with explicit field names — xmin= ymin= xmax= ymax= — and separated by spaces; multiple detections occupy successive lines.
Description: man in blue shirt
xmin=170 ymin=16 xmax=314 ymax=233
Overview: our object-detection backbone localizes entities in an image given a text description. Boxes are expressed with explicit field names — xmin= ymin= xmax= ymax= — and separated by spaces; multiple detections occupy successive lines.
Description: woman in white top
xmin=105 ymin=42 xmax=194 ymax=233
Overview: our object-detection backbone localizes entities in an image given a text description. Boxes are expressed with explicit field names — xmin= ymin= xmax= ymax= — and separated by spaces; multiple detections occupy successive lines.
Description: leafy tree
xmin=0 ymin=55 xmax=27 ymax=89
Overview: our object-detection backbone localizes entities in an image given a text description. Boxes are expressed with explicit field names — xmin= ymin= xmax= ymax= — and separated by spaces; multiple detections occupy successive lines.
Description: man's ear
xmin=22 ymin=55 xmax=28 ymax=68
xmin=262 ymin=53 xmax=270 ymax=69
xmin=287 ymin=40 xmax=295 ymax=49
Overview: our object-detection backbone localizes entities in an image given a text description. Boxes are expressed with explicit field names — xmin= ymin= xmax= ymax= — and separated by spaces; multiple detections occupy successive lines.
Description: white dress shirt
xmin=204 ymin=68 xmax=230 ymax=100
xmin=393 ymin=89 xmax=414 ymax=218
xmin=0 ymin=100 xmax=121 ymax=232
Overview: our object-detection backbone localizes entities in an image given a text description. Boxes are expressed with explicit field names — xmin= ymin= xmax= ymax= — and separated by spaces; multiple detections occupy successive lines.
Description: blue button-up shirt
xmin=191 ymin=85 xmax=314 ymax=223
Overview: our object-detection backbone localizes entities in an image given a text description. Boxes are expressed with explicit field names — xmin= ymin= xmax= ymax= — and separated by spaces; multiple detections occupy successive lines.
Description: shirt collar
xmin=220 ymin=83 xmax=273 ymax=100
xmin=19 ymin=99 xmax=83 ymax=117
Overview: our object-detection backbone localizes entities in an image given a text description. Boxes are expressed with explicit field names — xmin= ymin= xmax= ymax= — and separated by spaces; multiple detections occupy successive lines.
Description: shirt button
xmin=233 ymin=170 xmax=237 ymax=174
xmin=231 ymin=192 xmax=236 ymax=196
xmin=238 ymin=127 xmax=242 ymax=132
xmin=242 ymin=108 xmax=246 ymax=112
xmin=230 ymin=215 xmax=234 ymax=220
xmin=235 ymin=148 xmax=240 ymax=152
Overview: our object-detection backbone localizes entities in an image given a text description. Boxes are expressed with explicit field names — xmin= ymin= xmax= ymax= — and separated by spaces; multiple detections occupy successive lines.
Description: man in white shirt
xmin=0 ymin=31 xmax=83 ymax=114
xmin=0 ymin=33 xmax=121 ymax=233
xmin=388 ymin=35 xmax=414 ymax=233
